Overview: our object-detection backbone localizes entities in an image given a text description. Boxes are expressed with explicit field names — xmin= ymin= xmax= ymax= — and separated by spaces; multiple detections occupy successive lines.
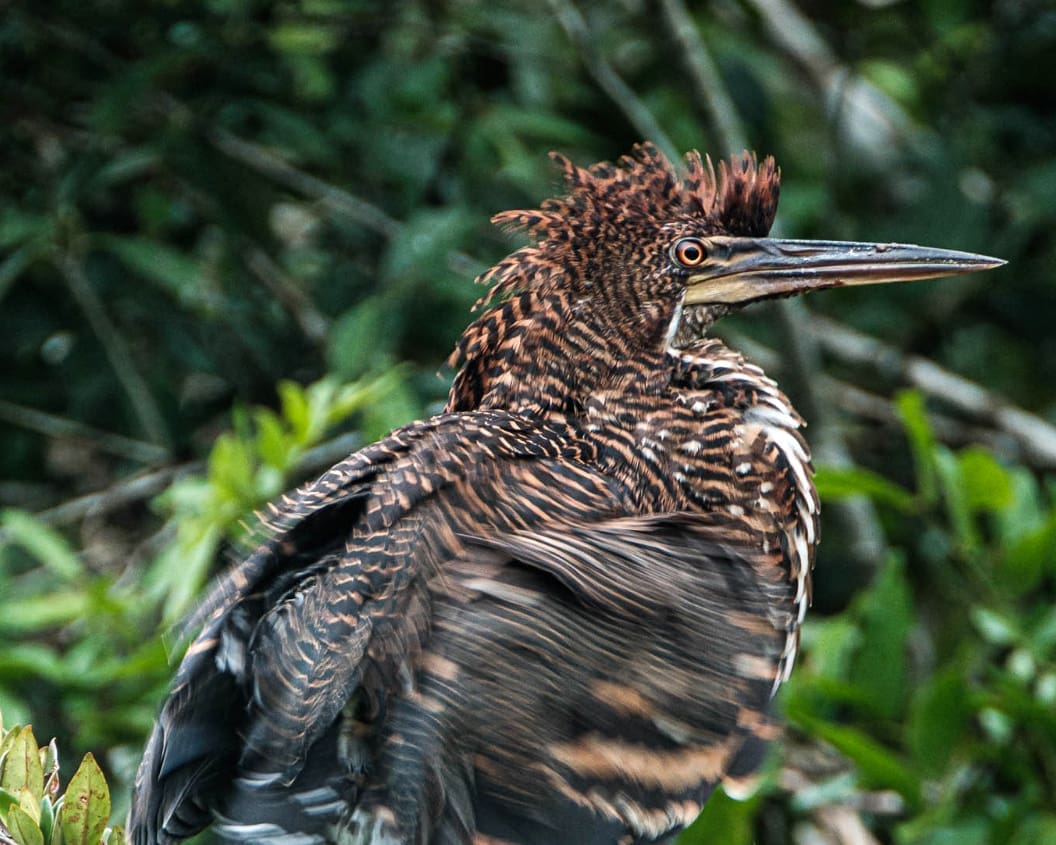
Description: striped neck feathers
xmin=446 ymin=288 xmax=672 ymax=415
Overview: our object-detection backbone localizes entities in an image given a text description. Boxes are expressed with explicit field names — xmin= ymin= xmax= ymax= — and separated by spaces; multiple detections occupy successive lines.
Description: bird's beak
xmin=683 ymin=237 xmax=1006 ymax=306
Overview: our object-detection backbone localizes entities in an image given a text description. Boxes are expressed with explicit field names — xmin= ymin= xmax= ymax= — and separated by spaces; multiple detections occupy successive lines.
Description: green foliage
xmin=0 ymin=715 xmax=123 ymax=845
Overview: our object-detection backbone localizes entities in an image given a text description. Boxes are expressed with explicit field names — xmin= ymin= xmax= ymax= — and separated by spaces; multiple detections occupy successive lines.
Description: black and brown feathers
xmin=131 ymin=144 xmax=1000 ymax=845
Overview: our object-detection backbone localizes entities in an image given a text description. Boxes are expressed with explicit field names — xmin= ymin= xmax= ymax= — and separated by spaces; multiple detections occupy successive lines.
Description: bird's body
xmin=131 ymin=146 xmax=1000 ymax=845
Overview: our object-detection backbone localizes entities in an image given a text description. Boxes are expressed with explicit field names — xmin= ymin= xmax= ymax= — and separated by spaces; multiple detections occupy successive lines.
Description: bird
xmin=130 ymin=144 xmax=1002 ymax=845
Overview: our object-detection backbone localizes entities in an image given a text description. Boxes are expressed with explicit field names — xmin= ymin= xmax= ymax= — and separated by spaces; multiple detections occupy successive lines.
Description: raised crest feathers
xmin=478 ymin=144 xmax=780 ymax=306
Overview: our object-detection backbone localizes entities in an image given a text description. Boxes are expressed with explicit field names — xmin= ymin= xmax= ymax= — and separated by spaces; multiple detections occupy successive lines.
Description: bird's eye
xmin=672 ymin=237 xmax=708 ymax=268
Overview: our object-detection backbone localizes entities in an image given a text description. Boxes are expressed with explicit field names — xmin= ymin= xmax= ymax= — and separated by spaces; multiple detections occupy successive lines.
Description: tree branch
xmin=744 ymin=0 xmax=919 ymax=164
xmin=244 ymin=246 xmax=330 ymax=347
xmin=0 ymin=399 xmax=170 ymax=464
xmin=57 ymin=251 xmax=172 ymax=452
xmin=658 ymin=0 xmax=747 ymax=153
xmin=11 ymin=462 xmax=202 ymax=537
xmin=0 ymin=430 xmax=365 ymax=545
xmin=547 ymin=0 xmax=680 ymax=164
xmin=209 ymin=128 xmax=401 ymax=238
xmin=725 ymin=324 xmax=1056 ymax=469
xmin=807 ymin=314 xmax=1056 ymax=468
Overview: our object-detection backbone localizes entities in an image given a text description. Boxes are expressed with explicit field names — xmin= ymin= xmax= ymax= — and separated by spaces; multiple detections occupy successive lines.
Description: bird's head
xmin=448 ymin=144 xmax=1003 ymax=411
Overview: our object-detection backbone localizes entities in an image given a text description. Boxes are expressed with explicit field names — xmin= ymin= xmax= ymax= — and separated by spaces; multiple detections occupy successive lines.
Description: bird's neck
xmin=447 ymin=291 xmax=673 ymax=416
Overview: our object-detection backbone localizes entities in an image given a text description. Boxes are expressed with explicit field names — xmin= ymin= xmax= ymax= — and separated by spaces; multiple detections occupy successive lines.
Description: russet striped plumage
xmin=131 ymin=144 xmax=1003 ymax=845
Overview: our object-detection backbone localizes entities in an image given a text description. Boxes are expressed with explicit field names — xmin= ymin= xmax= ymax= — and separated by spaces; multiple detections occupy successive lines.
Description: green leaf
xmin=677 ymin=787 xmax=757 ymax=844
xmin=1009 ymin=813 xmax=1056 ymax=845
xmin=18 ymin=786 xmax=40 ymax=824
xmin=896 ymin=390 xmax=938 ymax=504
xmin=0 ymin=593 xmax=92 ymax=635
xmin=1026 ymin=607 xmax=1056 ymax=657
xmin=0 ymin=510 xmax=84 ymax=581
xmin=850 ymin=554 xmax=912 ymax=719
xmin=301 ymin=378 xmax=339 ymax=444
xmin=0 ymin=211 xmax=49 ymax=250
xmin=957 ymin=447 xmax=1014 ymax=513
xmin=0 ymin=726 xmax=44 ymax=803
xmin=859 ymin=59 xmax=920 ymax=107
xmin=277 ymin=381 xmax=311 ymax=443
xmin=97 ymin=235 xmax=204 ymax=306
xmin=327 ymin=297 xmax=398 ymax=379
xmin=377 ymin=208 xmax=474 ymax=288
xmin=907 ymin=668 xmax=971 ymax=774
xmin=1004 ymin=516 xmax=1056 ymax=595
xmin=360 ymin=377 xmax=420 ymax=443
xmin=158 ymin=523 xmax=222 ymax=624
xmin=39 ymin=793 xmax=55 ymax=843
xmin=0 ymin=720 xmax=18 ymax=765
xmin=978 ymin=707 xmax=1013 ymax=744
xmin=900 ymin=816 xmax=991 ymax=845
xmin=107 ymin=825 xmax=128 ymax=845
xmin=935 ymin=447 xmax=980 ymax=555
xmin=477 ymin=104 xmax=596 ymax=147
xmin=254 ymin=408 xmax=292 ymax=470
xmin=269 ymin=22 xmax=340 ymax=55
xmin=7 ymin=803 xmax=45 ymax=845
xmin=813 ymin=466 xmax=915 ymax=511
xmin=0 ymin=244 xmax=39 ymax=301
xmin=207 ymin=432 xmax=256 ymax=504
xmin=329 ymin=369 xmax=408 ymax=427
xmin=971 ymin=606 xmax=1020 ymax=646
xmin=58 ymin=754 xmax=110 ymax=845
xmin=799 ymin=616 xmax=862 ymax=681
xmin=252 ymin=103 xmax=335 ymax=163
xmin=95 ymin=149 xmax=159 ymax=187
xmin=0 ymin=785 xmax=18 ymax=819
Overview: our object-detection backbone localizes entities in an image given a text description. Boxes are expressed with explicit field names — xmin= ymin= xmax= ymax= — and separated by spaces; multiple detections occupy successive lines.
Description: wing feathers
xmin=133 ymin=412 xmax=797 ymax=845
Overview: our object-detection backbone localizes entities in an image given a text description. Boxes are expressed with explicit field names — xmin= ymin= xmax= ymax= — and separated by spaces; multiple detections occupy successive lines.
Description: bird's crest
xmin=475 ymin=143 xmax=780 ymax=306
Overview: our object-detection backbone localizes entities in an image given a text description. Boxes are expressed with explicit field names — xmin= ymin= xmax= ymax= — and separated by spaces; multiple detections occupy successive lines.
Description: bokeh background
xmin=2 ymin=1 xmax=1055 ymax=842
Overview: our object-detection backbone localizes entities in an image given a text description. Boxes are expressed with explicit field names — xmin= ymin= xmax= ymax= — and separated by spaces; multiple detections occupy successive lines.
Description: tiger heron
xmin=130 ymin=145 xmax=1002 ymax=845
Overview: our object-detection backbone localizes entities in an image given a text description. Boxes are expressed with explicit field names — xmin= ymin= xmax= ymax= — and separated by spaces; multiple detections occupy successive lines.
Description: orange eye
xmin=672 ymin=237 xmax=708 ymax=268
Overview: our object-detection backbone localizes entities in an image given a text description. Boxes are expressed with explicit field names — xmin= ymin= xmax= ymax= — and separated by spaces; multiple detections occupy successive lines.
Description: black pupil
xmin=680 ymin=242 xmax=701 ymax=263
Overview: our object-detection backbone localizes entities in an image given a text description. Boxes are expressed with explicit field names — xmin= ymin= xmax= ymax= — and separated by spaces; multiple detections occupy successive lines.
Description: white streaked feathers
xmin=676 ymin=345 xmax=818 ymax=697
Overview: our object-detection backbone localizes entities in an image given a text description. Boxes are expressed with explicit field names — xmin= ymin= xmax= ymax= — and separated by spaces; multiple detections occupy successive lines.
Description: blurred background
xmin=1 ymin=0 xmax=1054 ymax=842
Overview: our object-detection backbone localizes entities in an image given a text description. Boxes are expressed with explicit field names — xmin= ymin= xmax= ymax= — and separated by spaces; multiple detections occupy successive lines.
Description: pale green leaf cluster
xmin=0 ymin=715 xmax=122 ymax=845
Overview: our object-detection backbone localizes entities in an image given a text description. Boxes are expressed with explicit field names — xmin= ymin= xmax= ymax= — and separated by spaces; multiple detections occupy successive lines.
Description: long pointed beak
xmin=684 ymin=237 xmax=1006 ymax=306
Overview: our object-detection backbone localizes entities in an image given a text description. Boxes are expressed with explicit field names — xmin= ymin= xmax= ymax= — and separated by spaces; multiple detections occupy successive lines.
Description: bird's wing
xmin=428 ymin=514 xmax=792 ymax=844
xmin=130 ymin=410 xmax=613 ymax=845
xmin=131 ymin=443 xmax=391 ymax=843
